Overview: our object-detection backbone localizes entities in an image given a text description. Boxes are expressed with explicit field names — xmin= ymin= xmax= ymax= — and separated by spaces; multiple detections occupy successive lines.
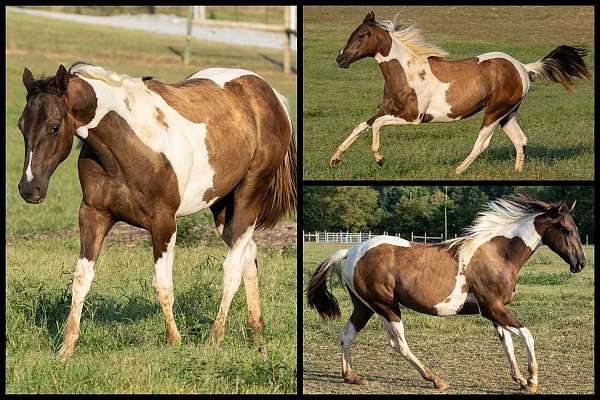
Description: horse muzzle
xmin=18 ymin=179 xmax=47 ymax=204
xmin=570 ymin=261 xmax=585 ymax=273
xmin=336 ymin=53 xmax=351 ymax=69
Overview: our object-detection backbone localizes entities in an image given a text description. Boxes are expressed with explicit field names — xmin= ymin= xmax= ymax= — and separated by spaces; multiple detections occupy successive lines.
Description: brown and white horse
xmin=307 ymin=194 xmax=586 ymax=393
xmin=330 ymin=11 xmax=591 ymax=173
xmin=17 ymin=63 xmax=296 ymax=359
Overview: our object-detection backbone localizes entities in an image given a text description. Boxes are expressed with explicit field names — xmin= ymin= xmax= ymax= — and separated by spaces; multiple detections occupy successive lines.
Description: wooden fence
xmin=303 ymin=231 xmax=450 ymax=244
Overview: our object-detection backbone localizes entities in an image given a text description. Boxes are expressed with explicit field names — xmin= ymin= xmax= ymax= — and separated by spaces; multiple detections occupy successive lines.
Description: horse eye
xmin=50 ymin=124 xmax=60 ymax=134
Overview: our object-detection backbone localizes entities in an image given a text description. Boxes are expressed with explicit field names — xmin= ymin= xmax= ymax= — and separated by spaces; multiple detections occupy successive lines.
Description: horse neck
xmin=375 ymin=37 xmax=420 ymax=83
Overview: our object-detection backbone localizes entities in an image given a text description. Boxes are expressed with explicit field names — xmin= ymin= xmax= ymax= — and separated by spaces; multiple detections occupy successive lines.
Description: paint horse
xmin=17 ymin=63 xmax=296 ymax=359
xmin=330 ymin=11 xmax=591 ymax=173
xmin=307 ymin=194 xmax=586 ymax=393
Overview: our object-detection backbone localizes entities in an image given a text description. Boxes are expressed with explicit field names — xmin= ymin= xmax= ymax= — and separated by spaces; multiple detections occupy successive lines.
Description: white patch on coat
xmin=477 ymin=52 xmax=530 ymax=96
xmin=25 ymin=150 xmax=34 ymax=182
xmin=187 ymin=68 xmax=260 ymax=89
xmin=375 ymin=37 xmax=460 ymax=123
xmin=342 ymin=235 xmax=411 ymax=312
xmin=153 ymin=231 xmax=177 ymax=290
xmin=73 ymin=73 xmax=217 ymax=217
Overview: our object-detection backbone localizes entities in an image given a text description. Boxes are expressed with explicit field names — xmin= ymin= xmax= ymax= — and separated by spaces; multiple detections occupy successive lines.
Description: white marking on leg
xmin=341 ymin=320 xmax=358 ymax=375
xmin=153 ymin=231 xmax=180 ymax=342
xmin=341 ymin=236 xmax=410 ymax=313
xmin=69 ymin=258 xmax=95 ymax=328
xmin=241 ymin=240 xmax=262 ymax=328
xmin=214 ymin=224 xmax=256 ymax=331
xmin=501 ymin=113 xmax=528 ymax=171
xmin=496 ymin=325 xmax=527 ymax=386
xmin=25 ymin=150 xmax=34 ymax=182
xmin=186 ymin=68 xmax=261 ymax=89
xmin=331 ymin=121 xmax=371 ymax=161
xmin=382 ymin=318 xmax=432 ymax=380
xmin=455 ymin=121 xmax=499 ymax=174
xmin=505 ymin=326 xmax=538 ymax=386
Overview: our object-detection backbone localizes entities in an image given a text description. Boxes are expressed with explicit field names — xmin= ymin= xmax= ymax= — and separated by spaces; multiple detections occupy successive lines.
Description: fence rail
xmin=303 ymin=231 xmax=450 ymax=244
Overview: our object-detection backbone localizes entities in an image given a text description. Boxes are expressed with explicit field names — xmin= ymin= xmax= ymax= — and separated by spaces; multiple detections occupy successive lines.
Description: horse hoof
xmin=434 ymin=380 xmax=449 ymax=390
xmin=376 ymin=157 xmax=385 ymax=166
xmin=527 ymin=382 xmax=538 ymax=393
xmin=330 ymin=158 xmax=341 ymax=167
xmin=343 ymin=373 xmax=368 ymax=385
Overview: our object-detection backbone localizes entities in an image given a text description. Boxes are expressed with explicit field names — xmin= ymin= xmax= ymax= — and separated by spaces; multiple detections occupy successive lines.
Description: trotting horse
xmin=307 ymin=194 xmax=586 ymax=393
xmin=330 ymin=11 xmax=591 ymax=173
xmin=17 ymin=62 xmax=296 ymax=359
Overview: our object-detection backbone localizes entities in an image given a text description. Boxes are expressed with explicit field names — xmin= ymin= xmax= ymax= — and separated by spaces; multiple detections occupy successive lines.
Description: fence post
xmin=184 ymin=6 xmax=193 ymax=66
xmin=411 ymin=232 xmax=414 ymax=241
xmin=424 ymin=232 xmax=427 ymax=243
xmin=283 ymin=6 xmax=292 ymax=74
xmin=586 ymin=235 xmax=588 ymax=245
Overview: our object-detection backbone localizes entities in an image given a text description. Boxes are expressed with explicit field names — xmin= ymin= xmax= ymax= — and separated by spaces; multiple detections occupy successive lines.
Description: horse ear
xmin=23 ymin=67 xmax=35 ymax=92
xmin=363 ymin=11 xmax=375 ymax=24
xmin=569 ymin=199 xmax=577 ymax=212
xmin=558 ymin=201 xmax=568 ymax=214
xmin=55 ymin=64 xmax=69 ymax=95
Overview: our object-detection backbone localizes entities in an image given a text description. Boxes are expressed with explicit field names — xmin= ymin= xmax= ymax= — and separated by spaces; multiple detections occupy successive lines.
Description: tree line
xmin=303 ymin=186 xmax=595 ymax=242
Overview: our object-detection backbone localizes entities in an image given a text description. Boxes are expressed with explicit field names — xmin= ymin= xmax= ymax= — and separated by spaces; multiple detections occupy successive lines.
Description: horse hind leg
xmin=382 ymin=314 xmax=449 ymax=390
xmin=500 ymin=111 xmax=528 ymax=172
xmin=455 ymin=120 xmax=499 ymax=174
xmin=341 ymin=292 xmax=373 ymax=385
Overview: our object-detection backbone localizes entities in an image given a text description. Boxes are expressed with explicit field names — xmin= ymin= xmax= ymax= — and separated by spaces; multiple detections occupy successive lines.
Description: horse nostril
xmin=32 ymin=186 xmax=41 ymax=199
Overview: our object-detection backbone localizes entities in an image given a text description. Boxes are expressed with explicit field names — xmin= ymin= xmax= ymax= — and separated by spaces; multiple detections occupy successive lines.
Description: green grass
xmin=303 ymin=6 xmax=594 ymax=180
xmin=5 ymin=10 xmax=297 ymax=394
xmin=7 ymin=238 xmax=296 ymax=394
xmin=303 ymin=243 xmax=594 ymax=394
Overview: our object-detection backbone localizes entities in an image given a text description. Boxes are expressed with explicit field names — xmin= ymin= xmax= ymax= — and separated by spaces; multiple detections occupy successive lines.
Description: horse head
xmin=18 ymin=65 xmax=80 ymax=204
xmin=536 ymin=200 xmax=586 ymax=273
xmin=336 ymin=11 xmax=390 ymax=68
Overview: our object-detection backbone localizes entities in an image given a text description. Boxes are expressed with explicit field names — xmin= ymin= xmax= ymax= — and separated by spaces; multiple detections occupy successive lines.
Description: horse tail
xmin=306 ymin=249 xmax=348 ymax=319
xmin=524 ymin=45 xmax=591 ymax=92
xmin=255 ymin=90 xmax=297 ymax=229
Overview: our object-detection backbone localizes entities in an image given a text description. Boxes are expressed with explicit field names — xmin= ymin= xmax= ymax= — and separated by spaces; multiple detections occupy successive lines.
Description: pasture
xmin=303 ymin=6 xmax=594 ymax=180
xmin=303 ymin=243 xmax=595 ymax=394
xmin=5 ymin=9 xmax=296 ymax=394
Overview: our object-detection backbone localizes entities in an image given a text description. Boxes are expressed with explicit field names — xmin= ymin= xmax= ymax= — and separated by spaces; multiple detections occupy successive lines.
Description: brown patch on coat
xmin=155 ymin=107 xmax=168 ymax=129
xmin=124 ymin=97 xmax=132 ymax=112
xmin=418 ymin=69 xmax=426 ymax=80
xmin=66 ymin=76 xmax=96 ymax=127
xmin=379 ymin=59 xmax=419 ymax=121
xmin=429 ymin=57 xmax=523 ymax=123
xmin=353 ymin=243 xmax=460 ymax=317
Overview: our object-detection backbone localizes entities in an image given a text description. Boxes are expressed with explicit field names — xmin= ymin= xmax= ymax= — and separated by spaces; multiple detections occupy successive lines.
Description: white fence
xmin=303 ymin=231 xmax=449 ymax=244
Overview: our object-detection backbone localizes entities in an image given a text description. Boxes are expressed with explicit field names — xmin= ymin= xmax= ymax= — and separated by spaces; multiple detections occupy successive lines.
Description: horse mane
xmin=69 ymin=62 xmax=149 ymax=86
xmin=444 ymin=193 xmax=550 ymax=261
xmin=374 ymin=17 xmax=449 ymax=58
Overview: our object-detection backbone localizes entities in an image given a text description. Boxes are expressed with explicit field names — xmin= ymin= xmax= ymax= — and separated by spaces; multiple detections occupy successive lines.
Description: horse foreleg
xmin=494 ymin=323 xmax=528 ymax=389
xmin=57 ymin=203 xmax=114 ymax=360
xmin=150 ymin=215 xmax=181 ymax=346
xmin=500 ymin=112 xmax=528 ymax=172
xmin=330 ymin=110 xmax=384 ymax=167
xmin=480 ymin=301 xmax=539 ymax=393
xmin=382 ymin=317 xmax=449 ymax=390
xmin=455 ymin=121 xmax=499 ymax=174
xmin=371 ymin=115 xmax=412 ymax=167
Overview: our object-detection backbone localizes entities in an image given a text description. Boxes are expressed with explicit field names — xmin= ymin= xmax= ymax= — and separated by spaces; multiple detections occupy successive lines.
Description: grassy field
xmin=5 ymin=9 xmax=296 ymax=394
xmin=303 ymin=243 xmax=594 ymax=394
xmin=303 ymin=6 xmax=594 ymax=180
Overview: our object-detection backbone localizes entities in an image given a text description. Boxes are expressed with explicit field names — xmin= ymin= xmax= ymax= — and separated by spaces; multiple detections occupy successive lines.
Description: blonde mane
xmin=375 ymin=19 xmax=448 ymax=58
xmin=445 ymin=195 xmax=547 ymax=264
xmin=69 ymin=62 xmax=141 ymax=87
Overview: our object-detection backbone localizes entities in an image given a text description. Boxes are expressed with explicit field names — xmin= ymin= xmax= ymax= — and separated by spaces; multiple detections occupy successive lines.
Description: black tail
xmin=526 ymin=45 xmax=591 ymax=92
xmin=305 ymin=249 xmax=347 ymax=319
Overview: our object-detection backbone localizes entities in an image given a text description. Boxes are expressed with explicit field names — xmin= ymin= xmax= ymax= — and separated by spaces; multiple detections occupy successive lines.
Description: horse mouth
xmin=570 ymin=263 xmax=584 ymax=273
xmin=338 ymin=62 xmax=350 ymax=69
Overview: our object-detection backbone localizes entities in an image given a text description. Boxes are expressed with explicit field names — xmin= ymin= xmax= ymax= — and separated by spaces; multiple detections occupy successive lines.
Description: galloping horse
xmin=330 ymin=11 xmax=591 ymax=173
xmin=307 ymin=194 xmax=586 ymax=393
xmin=17 ymin=62 xmax=296 ymax=359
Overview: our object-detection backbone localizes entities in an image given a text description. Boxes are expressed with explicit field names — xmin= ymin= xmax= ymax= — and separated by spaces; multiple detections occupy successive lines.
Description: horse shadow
xmin=448 ymin=143 xmax=590 ymax=165
xmin=34 ymin=256 xmax=224 ymax=350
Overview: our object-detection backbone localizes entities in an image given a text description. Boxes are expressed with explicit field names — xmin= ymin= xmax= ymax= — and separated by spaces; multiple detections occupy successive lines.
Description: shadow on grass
xmin=8 ymin=255 xmax=225 ymax=350
xmin=448 ymin=143 xmax=590 ymax=165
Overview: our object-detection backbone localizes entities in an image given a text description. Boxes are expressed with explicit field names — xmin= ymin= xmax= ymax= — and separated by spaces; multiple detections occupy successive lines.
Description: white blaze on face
xmin=477 ymin=52 xmax=530 ymax=96
xmin=75 ymin=74 xmax=218 ymax=217
xmin=342 ymin=235 xmax=411 ymax=312
xmin=375 ymin=36 xmax=459 ymax=123
xmin=25 ymin=150 xmax=34 ymax=182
